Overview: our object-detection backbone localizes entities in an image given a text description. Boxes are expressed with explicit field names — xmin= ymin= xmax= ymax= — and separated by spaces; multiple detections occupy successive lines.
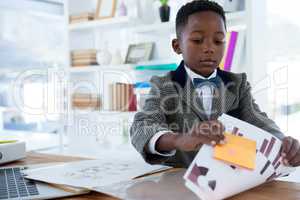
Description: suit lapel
xmin=172 ymin=62 xmax=238 ymax=121
xmin=210 ymin=78 xmax=236 ymax=120
xmin=210 ymin=69 xmax=236 ymax=120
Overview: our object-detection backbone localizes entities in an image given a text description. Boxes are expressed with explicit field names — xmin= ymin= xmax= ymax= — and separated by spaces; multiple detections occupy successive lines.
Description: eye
xmin=214 ymin=40 xmax=225 ymax=45
xmin=191 ymin=38 xmax=203 ymax=44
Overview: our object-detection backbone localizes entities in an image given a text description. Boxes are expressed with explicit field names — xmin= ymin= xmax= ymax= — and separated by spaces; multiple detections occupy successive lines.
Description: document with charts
xmin=184 ymin=114 xmax=295 ymax=200
xmin=24 ymin=158 xmax=170 ymax=189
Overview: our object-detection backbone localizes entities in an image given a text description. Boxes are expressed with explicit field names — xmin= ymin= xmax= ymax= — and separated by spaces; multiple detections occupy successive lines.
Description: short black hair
xmin=176 ymin=0 xmax=226 ymax=38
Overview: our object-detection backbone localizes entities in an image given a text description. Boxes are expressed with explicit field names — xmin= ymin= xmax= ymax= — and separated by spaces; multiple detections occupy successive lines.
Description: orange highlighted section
xmin=214 ymin=133 xmax=256 ymax=170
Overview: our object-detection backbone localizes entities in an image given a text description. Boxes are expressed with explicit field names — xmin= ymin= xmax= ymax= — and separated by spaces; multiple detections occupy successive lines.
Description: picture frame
xmin=95 ymin=0 xmax=117 ymax=20
xmin=125 ymin=43 xmax=155 ymax=64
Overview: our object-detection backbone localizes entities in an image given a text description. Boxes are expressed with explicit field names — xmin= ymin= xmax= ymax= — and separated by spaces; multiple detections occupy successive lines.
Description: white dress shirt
xmin=185 ymin=66 xmax=217 ymax=118
xmin=147 ymin=66 xmax=217 ymax=156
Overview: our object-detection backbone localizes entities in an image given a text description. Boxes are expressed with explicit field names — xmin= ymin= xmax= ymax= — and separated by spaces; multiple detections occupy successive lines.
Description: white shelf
xmin=69 ymin=16 xmax=134 ymax=32
xmin=132 ymin=11 xmax=246 ymax=34
xmin=227 ymin=24 xmax=247 ymax=31
xmin=226 ymin=11 xmax=246 ymax=21
xmin=68 ymin=11 xmax=246 ymax=33
xmin=68 ymin=66 xmax=99 ymax=73
xmin=96 ymin=111 xmax=137 ymax=116
xmin=68 ymin=64 xmax=134 ymax=73
xmin=72 ymin=110 xmax=137 ymax=118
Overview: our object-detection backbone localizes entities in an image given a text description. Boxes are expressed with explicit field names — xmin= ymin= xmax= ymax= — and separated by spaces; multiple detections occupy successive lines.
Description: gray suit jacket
xmin=130 ymin=61 xmax=284 ymax=168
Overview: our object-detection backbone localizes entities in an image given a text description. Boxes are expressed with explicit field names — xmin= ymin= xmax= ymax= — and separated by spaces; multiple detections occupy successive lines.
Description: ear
xmin=172 ymin=38 xmax=182 ymax=55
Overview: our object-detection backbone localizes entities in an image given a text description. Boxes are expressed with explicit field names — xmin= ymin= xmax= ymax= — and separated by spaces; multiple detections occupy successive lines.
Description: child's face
xmin=173 ymin=11 xmax=226 ymax=77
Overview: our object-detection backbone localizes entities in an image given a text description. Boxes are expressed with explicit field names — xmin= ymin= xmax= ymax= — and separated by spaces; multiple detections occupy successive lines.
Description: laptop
xmin=0 ymin=166 xmax=89 ymax=200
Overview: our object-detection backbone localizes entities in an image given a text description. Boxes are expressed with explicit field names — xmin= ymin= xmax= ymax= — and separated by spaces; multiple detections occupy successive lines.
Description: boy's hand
xmin=174 ymin=120 xmax=226 ymax=152
xmin=281 ymin=136 xmax=300 ymax=167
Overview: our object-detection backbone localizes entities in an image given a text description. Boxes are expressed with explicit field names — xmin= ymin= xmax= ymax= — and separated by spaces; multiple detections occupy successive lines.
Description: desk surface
xmin=4 ymin=152 xmax=300 ymax=200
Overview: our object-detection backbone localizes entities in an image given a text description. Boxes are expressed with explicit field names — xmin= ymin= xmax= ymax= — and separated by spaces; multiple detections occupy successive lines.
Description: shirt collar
xmin=184 ymin=65 xmax=217 ymax=81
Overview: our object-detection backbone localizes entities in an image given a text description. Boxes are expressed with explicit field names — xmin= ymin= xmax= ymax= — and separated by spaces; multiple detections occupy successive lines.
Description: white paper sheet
xmin=24 ymin=159 xmax=170 ymax=189
xmin=184 ymin=114 xmax=295 ymax=200
xmin=94 ymin=169 xmax=199 ymax=200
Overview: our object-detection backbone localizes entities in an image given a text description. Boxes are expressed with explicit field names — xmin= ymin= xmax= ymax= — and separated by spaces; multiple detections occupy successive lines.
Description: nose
xmin=202 ymin=39 xmax=215 ymax=54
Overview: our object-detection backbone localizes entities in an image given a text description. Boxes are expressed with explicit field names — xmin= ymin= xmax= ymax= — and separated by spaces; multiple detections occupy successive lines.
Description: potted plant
xmin=159 ymin=0 xmax=170 ymax=22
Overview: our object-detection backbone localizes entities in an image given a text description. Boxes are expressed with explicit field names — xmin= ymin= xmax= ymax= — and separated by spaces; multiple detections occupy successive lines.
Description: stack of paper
xmin=184 ymin=114 xmax=295 ymax=200
xmin=24 ymin=159 xmax=170 ymax=189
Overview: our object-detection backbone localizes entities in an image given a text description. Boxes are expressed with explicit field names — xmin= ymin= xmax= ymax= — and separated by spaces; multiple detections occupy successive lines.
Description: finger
xmin=214 ymin=134 xmax=224 ymax=143
xmin=214 ymin=120 xmax=225 ymax=131
xmin=210 ymin=121 xmax=222 ymax=134
xmin=209 ymin=121 xmax=225 ymax=141
xmin=288 ymin=150 xmax=300 ymax=166
xmin=196 ymin=135 xmax=213 ymax=146
xmin=192 ymin=121 xmax=225 ymax=144
xmin=210 ymin=140 xmax=217 ymax=146
xmin=217 ymin=121 xmax=225 ymax=137
xmin=206 ymin=134 xmax=223 ymax=144
xmin=214 ymin=121 xmax=225 ymax=141
xmin=219 ymin=121 xmax=225 ymax=134
xmin=221 ymin=122 xmax=225 ymax=132
xmin=196 ymin=135 xmax=218 ymax=146
xmin=286 ymin=140 xmax=300 ymax=162
xmin=282 ymin=137 xmax=293 ymax=156
xmin=289 ymin=155 xmax=300 ymax=167
xmin=293 ymin=160 xmax=300 ymax=167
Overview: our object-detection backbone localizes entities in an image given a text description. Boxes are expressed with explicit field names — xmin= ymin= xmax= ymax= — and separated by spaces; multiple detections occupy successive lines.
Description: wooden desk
xmin=5 ymin=152 xmax=300 ymax=200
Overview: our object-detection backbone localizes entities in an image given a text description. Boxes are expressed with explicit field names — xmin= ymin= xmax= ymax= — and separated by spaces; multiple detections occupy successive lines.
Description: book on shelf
xmin=71 ymin=58 xmax=97 ymax=63
xmin=109 ymin=84 xmax=117 ymax=111
xmin=134 ymin=63 xmax=177 ymax=84
xmin=72 ymin=55 xmax=97 ymax=60
xmin=72 ymin=93 xmax=101 ymax=109
xmin=116 ymin=83 xmax=122 ymax=111
xmin=72 ymin=62 xmax=98 ymax=67
xmin=109 ymin=83 xmax=137 ymax=112
xmin=134 ymin=82 xmax=151 ymax=111
xmin=230 ymin=30 xmax=245 ymax=72
xmin=219 ymin=30 xmax=245 ymax=72
xmin=71 ymin=49 xmax=98 ymax=67
xmin=72 ymin=93 xmax=100 ymax=102
xmin=72 ymin=57 xmax=97 ymax=62
xmin=134 ymin=63 xmax=178 ymax=71
xmin=70 ymin=18 xmax=93 ymax=24
xmin=71 ymin=49 xmax=97 ymax=56
xmin=129 ymin=96 xmax=137 ymax=111
xmin=127 ymin=84 xmax=136 ymax=112
xmin=69 ymin=12 xmax=94 ymax=24
xmin=70 ymin=12 xmax=94 ymax=19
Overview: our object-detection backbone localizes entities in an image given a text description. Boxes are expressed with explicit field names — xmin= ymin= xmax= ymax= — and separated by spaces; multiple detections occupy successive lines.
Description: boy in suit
xmin=130 ymin=0 xmax=300 ymax=168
